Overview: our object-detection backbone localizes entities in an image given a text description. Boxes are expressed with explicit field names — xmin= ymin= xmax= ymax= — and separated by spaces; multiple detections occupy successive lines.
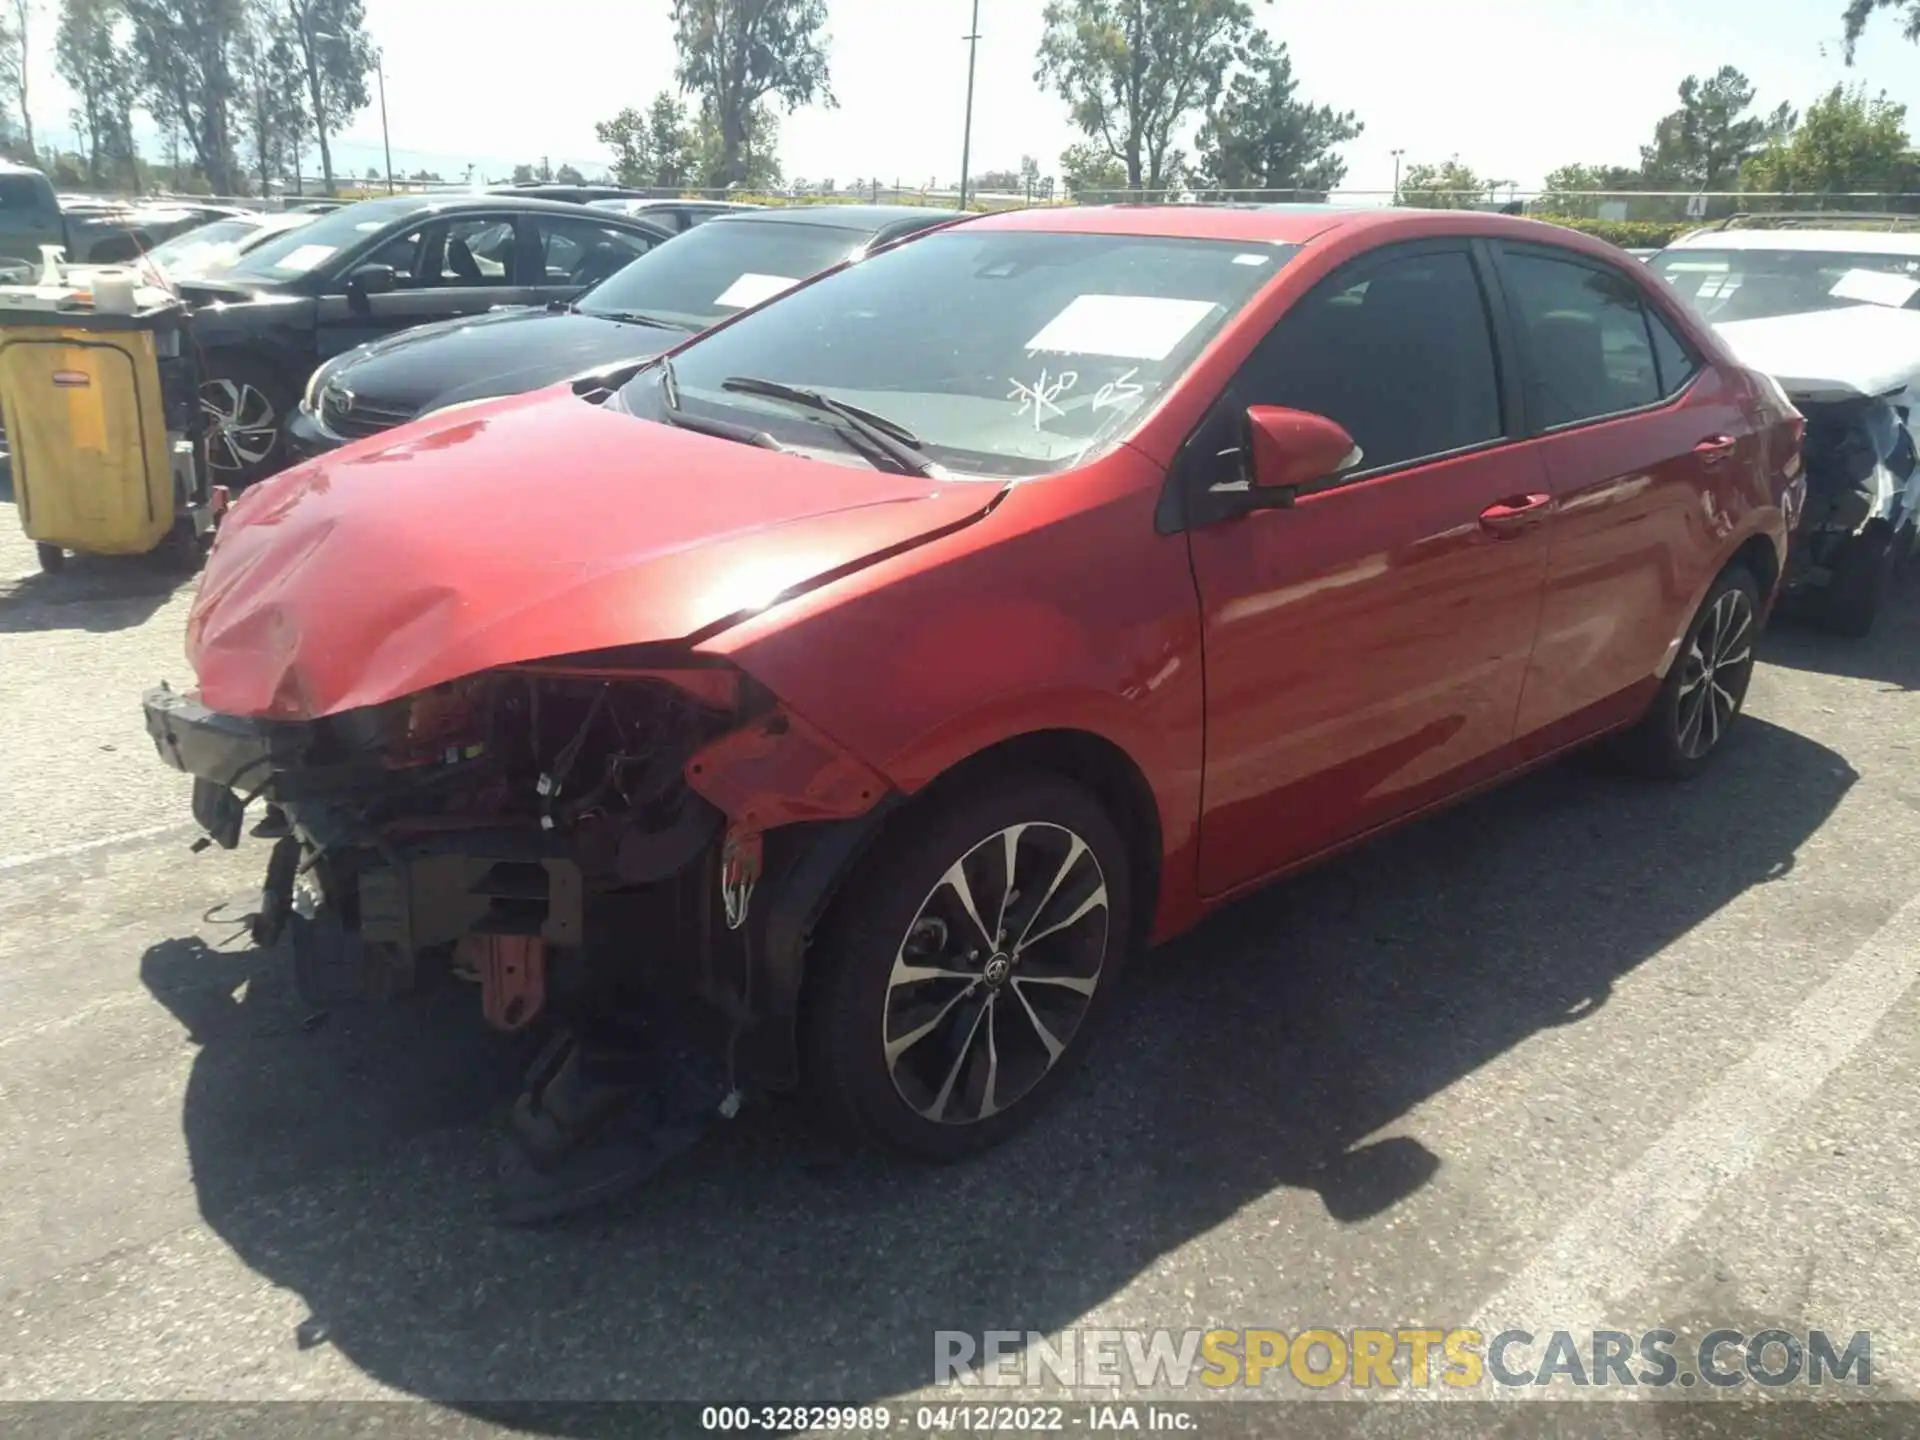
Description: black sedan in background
xmin=287 ymin=204 xmax=962 ymax=458
xmin=176 ymin=194 xmax=673 ymax=481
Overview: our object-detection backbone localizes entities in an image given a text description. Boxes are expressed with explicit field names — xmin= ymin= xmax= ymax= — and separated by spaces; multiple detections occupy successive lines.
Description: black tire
xmin=1819 ymin=523 xmax=1894 ymax=638
xmin=34 ymin=542 xmax=65 ymax=573
xmin=1615 ymin=564 xmax=1761 ymax=780
xmin=200 ymin=353 xmax=293 ymax=486
xmin=802 ymin=771 xmax=1133 ymax=1161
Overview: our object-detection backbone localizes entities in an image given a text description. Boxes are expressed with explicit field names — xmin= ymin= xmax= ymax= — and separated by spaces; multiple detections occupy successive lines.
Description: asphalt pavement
xmin=1 ymin=509 xmax=1917 ymax=1430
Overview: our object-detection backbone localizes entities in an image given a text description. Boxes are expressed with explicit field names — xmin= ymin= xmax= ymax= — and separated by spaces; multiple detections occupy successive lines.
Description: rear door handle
xmin=1478 ymin=493 xmax=1553 ymax=537
xmin=1695 ymin=434 xmax=1738 ymax=464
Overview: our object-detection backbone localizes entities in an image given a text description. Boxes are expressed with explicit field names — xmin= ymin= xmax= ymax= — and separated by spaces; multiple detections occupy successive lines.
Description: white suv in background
xmin=1650 ymin=216 xmax=1920 ymax=635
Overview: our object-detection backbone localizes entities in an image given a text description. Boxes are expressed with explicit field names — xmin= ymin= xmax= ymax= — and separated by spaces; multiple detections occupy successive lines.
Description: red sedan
xmin=145 ymin=204 xmax=1803 ymax=1216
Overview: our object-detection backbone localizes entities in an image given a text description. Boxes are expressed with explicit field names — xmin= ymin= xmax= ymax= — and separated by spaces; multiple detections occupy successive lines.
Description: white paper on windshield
xmin=1024 ymin=294 xmax=1218 ymax=361
xmin=1232 ymin=253 xmax=1271 ymax=266
xmin=1829 ymin=267 xmax=1920 ymax=308
xmin=270 ymin=243 xmax=339 ymax=274
xmin=715 ymin=272 xmax=800 ymax=308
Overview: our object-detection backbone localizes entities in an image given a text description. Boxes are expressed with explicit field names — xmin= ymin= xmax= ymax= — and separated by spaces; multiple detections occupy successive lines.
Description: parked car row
xmin=142 ymin=200 xmax=1804 ymax=1221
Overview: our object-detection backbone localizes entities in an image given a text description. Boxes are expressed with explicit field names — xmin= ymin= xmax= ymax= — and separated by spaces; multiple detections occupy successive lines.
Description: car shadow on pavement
xmin=0 ymin=548 xmax=193 ymax=634
xmin=139 ymin=715 xmax=1853 ymax=1420
xmin=1760 ymin=581 xmax=1920 ymax=692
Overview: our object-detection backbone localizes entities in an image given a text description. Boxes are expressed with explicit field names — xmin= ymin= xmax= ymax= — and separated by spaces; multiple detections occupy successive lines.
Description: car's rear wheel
xmin=1616 ymin=564 xmax=1760 ymax=780
xmin=200 ymin=354 xmax=291 ymax=486
xmin=803 ymin=773 xmax=1131 ymax=1160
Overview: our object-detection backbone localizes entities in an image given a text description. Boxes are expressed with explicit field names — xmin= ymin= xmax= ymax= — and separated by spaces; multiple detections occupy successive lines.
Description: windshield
xmin=613 ymin=229 xmax=1294 ymax=477
xmin=145 ymin=215 xmax=311 ymax=275
xmin=578 ymin=218 xmax=869 ymax=329
xmin=1652 ymin=245 xmax=1920 ymax=322
xmin=223 ymin=199 xmax=425 ymax=282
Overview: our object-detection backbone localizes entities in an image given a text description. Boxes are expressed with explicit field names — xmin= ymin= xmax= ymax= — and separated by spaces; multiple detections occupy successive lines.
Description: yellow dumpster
xmin=0 ymin=296 xmax=214 ymax=573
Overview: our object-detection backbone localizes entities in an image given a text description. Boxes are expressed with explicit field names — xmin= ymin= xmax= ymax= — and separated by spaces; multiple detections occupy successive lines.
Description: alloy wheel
xmin=1675 ymin=585 xmax=1755 ymax=759
xmin=882 ymin=821 xmax=1110 ymax=1126
xmin=200 ymin=377 xmax=280 ymax=473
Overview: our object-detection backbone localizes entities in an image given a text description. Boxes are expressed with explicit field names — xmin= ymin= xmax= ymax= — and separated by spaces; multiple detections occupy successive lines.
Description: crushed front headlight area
xmin=143 ymin=658 xmax=894 ymax=1221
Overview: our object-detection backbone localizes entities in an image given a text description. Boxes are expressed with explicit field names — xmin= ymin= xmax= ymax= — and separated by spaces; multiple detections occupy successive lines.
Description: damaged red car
xmin=144 ymin=205 xmax=1802 ymax=1220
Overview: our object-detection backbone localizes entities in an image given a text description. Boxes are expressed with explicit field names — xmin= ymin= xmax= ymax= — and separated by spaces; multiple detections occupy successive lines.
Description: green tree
xmin=647 ymin=90 xmax=695 ymax=187
xmin=1397 ymin=157 xmax=1488 ymax=208
xmin=693 ymin=97 xmax=779 ymax=190
xmin=284 ymin=0 xmax=372 ymax=196
xmin=554 ymin=162 xmax=584 ymax=185
xmin=1059 ymin=138 xmax=1126 ymax=197
xmin=1638 ymin=67 xmax=1770 ymax=188
xmin=232 ymin=0 xmax=305 ymax=194
xmin=125 ymin=0 xmax=246 ymax=193
xmin=597 ymin=89 xmax=699 ymax=189
xmin=671 ymin=0 xmax=828 ymax=189
xmin=57 ymin=0 xmax=141 ymax=184
xmin=1194 ymin=34 xmax=1360 ymax=197
xmin=510 ymin=161 xmax=537 ymax=184
xmin=1742 ymin=83 xmax=1912 ymax=193
xmin=1842 ymin=0 xmax=1920 ymax=58
xmin=2 ymin=0 xmax=39 ymax=161
xmin=1037 ymin=0 xmax=1267 ymax=193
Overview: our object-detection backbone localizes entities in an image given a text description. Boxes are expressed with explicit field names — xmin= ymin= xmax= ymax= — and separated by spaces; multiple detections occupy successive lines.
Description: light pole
xmin=958 ymin=0 xmax=981 ymax=210
xmin=1391 ymin=148 xmax=1405 ymax=205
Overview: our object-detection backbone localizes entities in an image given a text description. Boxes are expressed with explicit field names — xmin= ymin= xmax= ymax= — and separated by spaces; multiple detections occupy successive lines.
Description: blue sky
xmin=25 ymin=0 xmax=1920 ymax=192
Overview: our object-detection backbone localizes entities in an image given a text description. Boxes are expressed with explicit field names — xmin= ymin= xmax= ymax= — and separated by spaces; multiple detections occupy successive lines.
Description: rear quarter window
xmin=0 ymin=175 xmax=53 ymax=212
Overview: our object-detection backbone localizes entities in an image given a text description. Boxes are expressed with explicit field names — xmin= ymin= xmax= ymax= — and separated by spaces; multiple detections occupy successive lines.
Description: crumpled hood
xmin=324 ymin=306 xmax=675 ymax=415
xmin=189 ymin=389 xmax=1004 ymax=720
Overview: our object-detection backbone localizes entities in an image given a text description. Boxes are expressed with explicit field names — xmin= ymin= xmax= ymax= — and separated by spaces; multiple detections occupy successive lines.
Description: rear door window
xmin=1646 ymin=307 xmax=1700 ymax=398
xmin=0 ymin=175 xmax=51 ymax=212
xmin=1500 ymin=249 xmax=1663 ymax=428
xmin=523 ymin=213 xmax=656 ymax=289
xmin=1235 ymin=246 xmax=1505 ymax=473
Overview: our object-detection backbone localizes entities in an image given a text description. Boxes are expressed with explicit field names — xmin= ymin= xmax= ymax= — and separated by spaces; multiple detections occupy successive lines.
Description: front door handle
xmin=1478 ymin=493 xmax=1552 ymax=537
xmin=1694 ymin=434 xmax=1738 ymax=465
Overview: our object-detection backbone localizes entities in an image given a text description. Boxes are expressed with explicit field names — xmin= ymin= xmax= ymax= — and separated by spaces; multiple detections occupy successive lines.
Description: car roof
xmin=717 ymin=203 xmax=962 ymax=231
xmin=330 ymin=193 xmax=674 ymax=223
xmin=962 ymin=203 xmax=1635 ymax=255
xmin=1661 ymin=228 xmax=1920 ymax=256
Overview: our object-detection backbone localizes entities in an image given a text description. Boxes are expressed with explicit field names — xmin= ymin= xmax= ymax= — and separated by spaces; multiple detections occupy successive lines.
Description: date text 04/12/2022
xmin=697 ymin=1405 xmax=1197 ymax=1432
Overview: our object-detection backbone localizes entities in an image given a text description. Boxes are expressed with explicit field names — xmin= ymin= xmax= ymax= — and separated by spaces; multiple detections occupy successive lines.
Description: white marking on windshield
xmin=1092 ymin=368 xmax=1144 ymax=411
xmin=1008 ymin=368 xmax=1078 ymax=429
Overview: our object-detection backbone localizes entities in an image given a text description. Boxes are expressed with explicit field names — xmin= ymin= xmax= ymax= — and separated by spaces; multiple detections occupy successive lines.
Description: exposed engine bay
xmin=144 ymin=659 xmax=895 ymax=1219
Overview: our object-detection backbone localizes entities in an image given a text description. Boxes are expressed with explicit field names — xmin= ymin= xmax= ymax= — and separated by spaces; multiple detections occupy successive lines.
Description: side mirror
xmin=346 ymin=263 xmax=397 ymax=303
xmin=1243 ymin=406 xmax=1363 ymax=501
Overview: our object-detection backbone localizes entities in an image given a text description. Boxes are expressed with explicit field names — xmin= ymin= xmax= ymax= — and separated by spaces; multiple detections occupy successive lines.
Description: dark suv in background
xmin=173 ymin=193 xmax=673 ymax=481
xmin=0 ymin=161 xmax=67 ymax=280
xmin=287 ymin=204 xmax=962 ymax=458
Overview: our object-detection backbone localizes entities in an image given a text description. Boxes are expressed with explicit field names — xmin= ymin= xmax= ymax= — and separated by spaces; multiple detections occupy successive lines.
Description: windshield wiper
xmin=719 ymin=375 xmax=934 ymax=477
xmin=592 ymin=309 xmax=697 ymax=332
xmin=654 ymin=355 xmax=785 ymax=451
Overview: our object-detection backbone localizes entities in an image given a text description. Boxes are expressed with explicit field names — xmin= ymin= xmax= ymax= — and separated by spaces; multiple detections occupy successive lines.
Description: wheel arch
xmin=743 ymin=725 xmax=1164 ymax=1091
xmin=1653 ymin=522 xmax=1784 ymax=680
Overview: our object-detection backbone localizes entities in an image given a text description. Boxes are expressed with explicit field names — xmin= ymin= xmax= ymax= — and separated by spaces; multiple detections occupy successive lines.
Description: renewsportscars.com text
xmin=934 ymin=1327 xmax=1872 ymax=1391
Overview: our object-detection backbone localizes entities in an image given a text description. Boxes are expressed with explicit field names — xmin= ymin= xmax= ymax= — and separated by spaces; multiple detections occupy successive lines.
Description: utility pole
xmin=1391 ymin=148 xmax=1405 ymax=205
xmin=376 ymin=52 xmax=393 ymax=192
xmin=958 ymin=0 xmax=981 ymax=210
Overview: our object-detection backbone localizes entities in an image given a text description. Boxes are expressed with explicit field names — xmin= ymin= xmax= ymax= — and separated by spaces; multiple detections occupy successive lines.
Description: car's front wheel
xmin=200 ymin=354 xmax=292 ymax=486
xmin=1617 ymin=564 xmax=1761 ymax=779
xmin=803 ymin=772 xmax=1132 ymax=1160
